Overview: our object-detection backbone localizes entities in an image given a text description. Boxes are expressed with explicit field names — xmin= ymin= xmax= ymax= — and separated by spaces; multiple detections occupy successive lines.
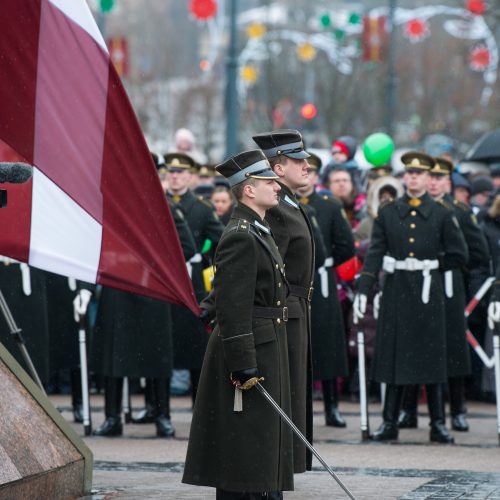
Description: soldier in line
xmin=165 ymin=152 xmax=225 ymax=404
xmin=253 ymin=129 xmax=319 ymax=473
xmin=92 ymin=158 xmax=197 ymax=437
xmin=354 ymin=152 xmax=468 ymax=443
xmin=0 ymin=261 xmax=50 ymax=387
xmin=132 ymin=154 xmax=198 ymax=427
xmin=398 ymin=157 xmax=489 ymax=432
xmin=183 ymin=150 xmax=293 ymax=499
xmin=47 ymin=273 xmax=94 ymax=423
xmin=296 ymin=153 xmax=355 ymax=427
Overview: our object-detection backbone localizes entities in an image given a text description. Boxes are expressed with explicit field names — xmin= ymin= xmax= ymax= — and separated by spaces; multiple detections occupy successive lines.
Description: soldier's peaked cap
xmin=401 ymin=151 xmax=435 ymax=171
xmin=163 ymin=152 xmax=196 ymax=171
xmin=252 ymin=129 xmax=310 ymax=160
xmin=430 ymin=156 xmax=453 ymax=176
xmin=306 ymin=151 xmax=322 ymax=171
xmin=216 ymin=150 xmax=279 ymax=187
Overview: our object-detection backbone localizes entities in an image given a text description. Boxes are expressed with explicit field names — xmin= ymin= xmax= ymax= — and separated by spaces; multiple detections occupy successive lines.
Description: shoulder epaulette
xmin=236 ymin=219 xmax=251 ymax=233
xmin=453 ymin=199 xmax=470 ymax=212
xmin=437 ymin=198 xmax=452 ymax=210
xmin=196 ymin=196 xmax=215 ymax=209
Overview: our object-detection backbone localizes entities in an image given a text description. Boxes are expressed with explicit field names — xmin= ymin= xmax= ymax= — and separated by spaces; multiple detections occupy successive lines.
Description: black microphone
xmin=0 ymin=162 xmax=33 ymax=184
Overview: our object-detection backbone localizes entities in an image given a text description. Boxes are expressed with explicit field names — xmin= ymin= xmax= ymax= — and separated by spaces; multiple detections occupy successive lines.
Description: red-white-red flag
xmin=0 ymin=0 xmax=199 ymax=314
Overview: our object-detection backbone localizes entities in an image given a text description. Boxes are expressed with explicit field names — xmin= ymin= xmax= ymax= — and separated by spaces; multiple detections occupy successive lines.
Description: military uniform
xmin=356 ymin=152 xmax=468 ymax=443
xmin=399 ymin=158 xmax=489 ymax=431
xmin=0 ymin=262 xmax=50 ymax=384
xmin=183 ymin=151 xmax=294 ymax=496
xmin=254 ymin=129 xmax=316 ymax=473
xmin=92 ymin=198 xmax=197 ymax=437
xmin=300 ymin=187 xmax=355 ymax=426
xmin=166 ymin=153 xmax=224 ymax=400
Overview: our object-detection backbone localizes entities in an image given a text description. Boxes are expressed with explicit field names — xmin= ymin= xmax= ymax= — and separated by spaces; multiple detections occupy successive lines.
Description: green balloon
xmin=363 ymin=133 xmax=395 ymax=166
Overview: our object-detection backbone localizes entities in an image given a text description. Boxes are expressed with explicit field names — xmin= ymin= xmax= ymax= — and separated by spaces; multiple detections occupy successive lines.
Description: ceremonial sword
xmin=240 ymin=377 xmax=358 ymax=500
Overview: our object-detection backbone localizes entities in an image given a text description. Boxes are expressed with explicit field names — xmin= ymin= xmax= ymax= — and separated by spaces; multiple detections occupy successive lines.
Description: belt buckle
xmin=406 ymin=257 xmax=418 ymax=271
xmin=282 ymin=306 xmax=288 ymax=322
xmin=307 ymin=287 xmax=314 ymax=302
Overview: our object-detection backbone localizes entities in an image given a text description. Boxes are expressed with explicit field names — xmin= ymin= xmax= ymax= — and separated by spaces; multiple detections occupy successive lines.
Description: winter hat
xmin=331 ymin=136 xmax=357 ymax=161
xmin=471 ymin=175 xmax=494 ymax=196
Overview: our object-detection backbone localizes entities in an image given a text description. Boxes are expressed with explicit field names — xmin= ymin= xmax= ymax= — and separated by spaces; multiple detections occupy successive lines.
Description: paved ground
xmin=49 ymin=394 xmax=500 ymax=499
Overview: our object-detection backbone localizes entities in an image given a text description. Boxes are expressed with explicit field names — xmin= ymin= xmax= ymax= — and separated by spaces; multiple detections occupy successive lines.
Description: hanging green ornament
xmin=320 ymin=13 xmax=331 ymax=28
xmin=348 ymin=12 xmax=361 ymax=25
xmin=334 ymin=29 xmax=345 ymax=41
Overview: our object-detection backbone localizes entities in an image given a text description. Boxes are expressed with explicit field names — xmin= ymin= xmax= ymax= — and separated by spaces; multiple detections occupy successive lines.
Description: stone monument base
xmin=0 ymin=343 xmax=92 ymax=499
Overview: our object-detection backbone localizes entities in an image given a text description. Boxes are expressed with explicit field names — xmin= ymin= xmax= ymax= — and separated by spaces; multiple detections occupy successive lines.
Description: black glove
xmin=199 ymin=308 xmax=212 ymax=326
xmin=231 ymin=367 xmax=259 ymax=386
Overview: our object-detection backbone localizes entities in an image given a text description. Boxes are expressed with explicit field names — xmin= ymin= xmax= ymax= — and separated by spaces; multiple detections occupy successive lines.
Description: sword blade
xmin=255 ymin=382 xmax=357 ymax=500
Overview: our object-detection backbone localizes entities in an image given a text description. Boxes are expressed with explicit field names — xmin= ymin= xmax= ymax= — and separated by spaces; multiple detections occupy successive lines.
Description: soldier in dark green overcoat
xmin=165 ymin=152 xmax=225 ymax=403
xmin=297 ymin=153 xmax=355 ymax=428
xmin=399 ymin=157 xmax=489 ymax=432
xmin=253 ymin=130 xmax=317 ymax=473
xmin=354 ymin=152 xmax=468 ymax=444
xmin=183 ymin=150 xmax=294 ymax=498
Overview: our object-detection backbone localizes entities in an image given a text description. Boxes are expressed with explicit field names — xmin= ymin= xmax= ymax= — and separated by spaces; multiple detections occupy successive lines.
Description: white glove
xmin=73 ymin=289 xmax=92 ymax=322
xmin=353 ymin=294 xmax=367 ymax=325
xmin=487 ymin=301 xmax=500 ymax=330
xmin=373 ymin=292 xmax=382 ymax=320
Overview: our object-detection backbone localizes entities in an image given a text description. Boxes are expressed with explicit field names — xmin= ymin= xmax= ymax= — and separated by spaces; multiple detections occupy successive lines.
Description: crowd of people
xmin=1 ymin=126 xmax=499 ymax=498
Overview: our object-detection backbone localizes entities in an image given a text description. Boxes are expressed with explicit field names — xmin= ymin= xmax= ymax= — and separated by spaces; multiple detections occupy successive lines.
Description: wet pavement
xmin=49 ymin=394 xmax=500 ymax=499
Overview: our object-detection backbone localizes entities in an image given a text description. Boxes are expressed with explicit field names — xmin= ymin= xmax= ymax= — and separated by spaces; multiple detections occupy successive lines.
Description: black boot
xmin=449 ymin=377 xmax=469 ymax=432
xmin=427 ymin=384 xmax=454 ymax=444
xmin=132 ymin=378 xmax=156 ymax=424
xmin=322 ymin=379 xmax=346 ymax=427
xmin=398 ymin=385 xmax=419 ymax=428
xmin=154 ymin=378 xmax=175 ymax=438
xmin=70 ymin=368 xmax=84 ymax=424
xmin=371 ymin=384 xmax=402 ymax=441
xmin=93 ymin=377 xmax=123 ymax=436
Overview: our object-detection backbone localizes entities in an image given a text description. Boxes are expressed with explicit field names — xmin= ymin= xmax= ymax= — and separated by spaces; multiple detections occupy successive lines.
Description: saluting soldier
xmin=354 ymin=151 xmax=468 ymax=444
xmin=297 ymin=152 xmax=355 ymax=427
xmin=253 ymin=129 xmax=316 ymax=473
xmin=398 ymin=157 xmax=489 ymax=432
xmin=165 ymin=152 xmax=225 ymax=403
xmin=183 ymin=150 xmax=293 ymax=499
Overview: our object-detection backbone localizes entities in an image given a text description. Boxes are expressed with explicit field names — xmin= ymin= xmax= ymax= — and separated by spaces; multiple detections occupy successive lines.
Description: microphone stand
xmin=0 ymin=289 xmax=46 ymax=394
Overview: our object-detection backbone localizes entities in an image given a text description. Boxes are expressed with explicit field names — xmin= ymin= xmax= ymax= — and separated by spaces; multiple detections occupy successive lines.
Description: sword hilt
xmin=238 ymin=376 xmax=264 ymax=391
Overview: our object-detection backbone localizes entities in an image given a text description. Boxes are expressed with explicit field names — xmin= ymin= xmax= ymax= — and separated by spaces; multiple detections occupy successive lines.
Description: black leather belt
xmin=288 ymin=284 xmax=314 ymax=302
xmin=253 ymin=306 xmax=288 ymax=322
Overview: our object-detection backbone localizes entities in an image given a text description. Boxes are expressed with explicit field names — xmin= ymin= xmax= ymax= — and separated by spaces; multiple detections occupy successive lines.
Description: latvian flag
xmin=0 ymin=0 xmax=198 ymax=314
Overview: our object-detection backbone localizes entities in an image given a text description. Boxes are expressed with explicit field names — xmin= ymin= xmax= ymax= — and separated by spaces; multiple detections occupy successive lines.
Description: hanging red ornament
xmin=465 ymin=0 xmax=486 ymax=16
xmin=189 ymin=0 xmax=217 ymax=21
xmin=469 ymin=45 xmax=490 ymax=71
xmin=404 ymin=18 xmax=430 ymax=43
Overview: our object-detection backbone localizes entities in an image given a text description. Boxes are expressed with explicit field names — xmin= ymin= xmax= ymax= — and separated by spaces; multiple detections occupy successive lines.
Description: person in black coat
xmin=354 ymin=152 xmax=468 ymax=444
xmin=297 ymin=153 xmax=355 ymax=427
xmin=253 ymin=129 xmax=322 ymax=473
xmin=398 ymin=157 xmax=489 ymax=432
xmin=0 ymin=261 xmax=50 ymax=386
xmin=183 ymin=150 xmax=294 ymax=498
xmin=165 ymin=152 xmax=225 ymax=404
xmin=91 ymin=195 xmax=197 ymax=438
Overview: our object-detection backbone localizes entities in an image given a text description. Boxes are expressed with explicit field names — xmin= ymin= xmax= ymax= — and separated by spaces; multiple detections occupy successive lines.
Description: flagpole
xmin=385 ymin=0 xmax=397 ymax=137
xmin=225 ymin=0 xmax=239 ymax=157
